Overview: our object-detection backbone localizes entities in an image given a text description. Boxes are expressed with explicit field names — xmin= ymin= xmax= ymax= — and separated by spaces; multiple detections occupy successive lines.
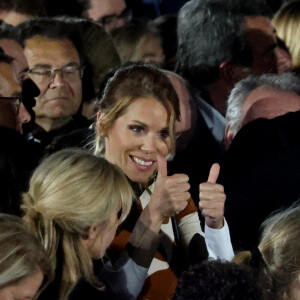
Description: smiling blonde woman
xmin=95 ymin=63 xmax=234 ymax=300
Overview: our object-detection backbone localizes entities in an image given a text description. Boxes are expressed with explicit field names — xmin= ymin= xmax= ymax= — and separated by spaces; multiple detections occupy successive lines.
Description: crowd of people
xmin=0 ymin=0 xmax=300 ymax=299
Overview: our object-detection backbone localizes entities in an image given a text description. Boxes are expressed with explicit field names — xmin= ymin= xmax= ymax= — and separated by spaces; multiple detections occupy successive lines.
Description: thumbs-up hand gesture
xmin=199 ymin=163 xmax=226 ymax=229
xmin=147 ymin=154 xmax=190 ymax=223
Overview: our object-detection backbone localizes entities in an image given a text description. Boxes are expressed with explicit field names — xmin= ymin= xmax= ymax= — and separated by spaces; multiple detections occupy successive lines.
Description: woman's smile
xmin=104 ymin=97 xmax=171 ymax=183
xmin=130 ymin=155 xmax=155 ymax=171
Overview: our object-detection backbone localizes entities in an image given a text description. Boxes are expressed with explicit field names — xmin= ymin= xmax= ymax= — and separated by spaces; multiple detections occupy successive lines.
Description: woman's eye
xmin=129 ymin=125 xmax=144 ymax=133
xmin=159 ymin=129 xmax=170 ymax=139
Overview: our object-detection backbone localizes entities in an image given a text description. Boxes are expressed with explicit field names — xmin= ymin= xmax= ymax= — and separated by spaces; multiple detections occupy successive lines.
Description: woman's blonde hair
xmin=272 ymin=1 xmax=300 ymax=68
xmin=95 ymin=63 xmax=180 ymax=160
xmin=0 ymin=214 xmax=52 ymax=295
xmin=233 ymin=203 xmax=300 ymax=299
xmin=22 ymin=149 xmax=133 ymax=299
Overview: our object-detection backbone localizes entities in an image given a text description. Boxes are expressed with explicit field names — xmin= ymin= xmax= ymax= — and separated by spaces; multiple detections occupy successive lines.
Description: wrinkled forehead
xmin=24 ymin=35 xmax=80 ymax=69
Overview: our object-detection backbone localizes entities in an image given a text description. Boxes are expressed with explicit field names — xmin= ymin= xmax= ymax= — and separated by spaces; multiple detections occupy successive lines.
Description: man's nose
xmin=18 ymin=103 xmax=31 ymax=124
xmin=49 ymin=70 xmax=66 ymax=87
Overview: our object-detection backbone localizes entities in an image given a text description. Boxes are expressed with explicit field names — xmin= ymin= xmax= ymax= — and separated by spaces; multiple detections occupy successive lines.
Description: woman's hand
xmin=199 ymin=163 xmax=226 ymax=229
xmin=142 ymin=155 xmax=190 ymax=232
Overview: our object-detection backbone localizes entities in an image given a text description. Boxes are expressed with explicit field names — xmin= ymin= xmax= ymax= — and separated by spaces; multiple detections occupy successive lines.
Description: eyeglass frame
xmin=26 ymin=64 xmax=84 ymax=84
xmin=0 ymin=96 xmax=22 ymax=114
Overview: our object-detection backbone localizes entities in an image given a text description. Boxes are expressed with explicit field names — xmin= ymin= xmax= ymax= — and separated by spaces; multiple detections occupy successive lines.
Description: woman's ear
xmin=219 ymin=61 xmax=248 ymax=87
xmin=85 ymin=222 xmax=102 ymax=241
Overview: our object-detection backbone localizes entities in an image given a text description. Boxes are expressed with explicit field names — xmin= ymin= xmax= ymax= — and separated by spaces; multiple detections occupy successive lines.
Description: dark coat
xmin=0 ymin=127 xmax=37 ymax=215
xmin=168 ymin=108 xmax=224 ymax=213
xmin=219 ymin=110 xmax=300 ymax=250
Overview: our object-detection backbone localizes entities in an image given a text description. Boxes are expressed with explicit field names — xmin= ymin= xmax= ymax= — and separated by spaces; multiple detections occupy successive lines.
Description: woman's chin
xmin=126 ymin=171 xmax=152 ymax=184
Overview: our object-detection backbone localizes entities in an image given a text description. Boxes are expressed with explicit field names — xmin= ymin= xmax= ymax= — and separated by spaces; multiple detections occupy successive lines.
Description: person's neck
xmin=202 ymin=80 xmax=232 ymax=116
xmin=35 ymin=116 xmax=73 ymax=132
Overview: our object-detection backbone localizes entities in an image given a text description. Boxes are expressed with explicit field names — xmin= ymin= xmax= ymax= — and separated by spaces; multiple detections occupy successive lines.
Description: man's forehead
xmin=243 ymin=86 xmax=300 ymax=112
xmin=24 ymin=35 xmax=80 ymax=67
xmin=244 ymin=16 xmax=275 ymax=35
xmin=244 ymin=16 xmax=277 ymax=54
xmin=242 ymin=95 xmax=300 ymax=126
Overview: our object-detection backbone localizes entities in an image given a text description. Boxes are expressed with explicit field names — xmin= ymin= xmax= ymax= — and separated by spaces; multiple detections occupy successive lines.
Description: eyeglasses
xmin=27 ymin=64 xmax=84 ymax=85
xmin=98 ymin=9 xmax=132 ymax=28
xmin=0 ymin=96 xmax=22 ymax=114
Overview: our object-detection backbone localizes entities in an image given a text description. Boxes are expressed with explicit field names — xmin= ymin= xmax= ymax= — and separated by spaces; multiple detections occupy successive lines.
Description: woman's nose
xmin=141 ymin=135 xmax=156 ymax=153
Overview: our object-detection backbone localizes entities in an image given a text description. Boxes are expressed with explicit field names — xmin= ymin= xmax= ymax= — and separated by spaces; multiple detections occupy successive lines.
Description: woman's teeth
xmin=132 ymin=156 xmax=153 ymax=166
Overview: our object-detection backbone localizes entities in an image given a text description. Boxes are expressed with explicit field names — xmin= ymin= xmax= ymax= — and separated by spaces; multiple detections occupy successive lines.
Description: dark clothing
xmin=219 ymin=110 xmax=300 ymax=250
xmin=69 ymin=259 xmax=134 ymax=300
xmin=39 ymin=250 xmax=134 ymax=300
xmin=127 ymin=0 xmax=188 ymax=19
xmin=168 ymin=109 xmax=224 ymax=212
xmin=44 ymin=127 xmax=94 ymax=156
xmin=27 ymin=115 xmax=92 ymax=160
xmin=0 ymin=127 xmax=37 ymax=215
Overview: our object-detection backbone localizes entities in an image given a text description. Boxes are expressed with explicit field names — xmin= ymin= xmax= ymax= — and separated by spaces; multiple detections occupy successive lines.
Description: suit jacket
xmin=219 ymin=110 xmax=300 ymax=250
xmin=168 ymin=106 xmax=225 ymax=211
xmin=0 ymin=127 xmax=37 ymax=215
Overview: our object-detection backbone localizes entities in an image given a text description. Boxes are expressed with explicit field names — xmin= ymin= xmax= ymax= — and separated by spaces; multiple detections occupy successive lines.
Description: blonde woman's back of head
xmin=0 ymin=213 xmax=52 ymax=292
xmin=259 ymin=203 xmax=300 ymax=299
xmin=234 ymin=203 xmax=300 ymax=300
xmin=272 ymin=1 xmax=300 ymax=68
xmin=22 ymin=148 xmax=133 ymax=299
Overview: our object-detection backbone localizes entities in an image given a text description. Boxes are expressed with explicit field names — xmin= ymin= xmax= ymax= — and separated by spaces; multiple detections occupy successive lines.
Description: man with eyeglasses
xmin=16 ymin=18 xmax=91 ymax=155
xmin=0 ymin=49 xmax=33 ymax=215
xmin=84 ymin=0 xmax=131 ymax=32
xmin=0 ymin=49 xmax=30 ymax=133
xmin=0 ymin=22 xmax=40 ymax=136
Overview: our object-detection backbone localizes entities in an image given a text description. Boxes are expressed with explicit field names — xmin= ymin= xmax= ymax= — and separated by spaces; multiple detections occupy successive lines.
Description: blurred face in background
xmin=86 ymin=0 xmax=129 ymax=32
xmin=139 ymin=36 xmax=165 ymax=67
xmin=244 ymin=16 xmax=278 ymax=75
xmin=0 ymin=270 xmax=43 ymax=300
xmin=0 ymin=62 xmax=30 ymax=133
xmin=0 ymin=39 xmax=28 ymax=81
xmin=0 ymin=11 xmax=34 ymax=26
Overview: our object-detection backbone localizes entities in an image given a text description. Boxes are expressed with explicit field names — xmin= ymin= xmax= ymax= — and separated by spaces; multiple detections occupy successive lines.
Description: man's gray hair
xmin=226 ymin=73 xmax=300 ymax=134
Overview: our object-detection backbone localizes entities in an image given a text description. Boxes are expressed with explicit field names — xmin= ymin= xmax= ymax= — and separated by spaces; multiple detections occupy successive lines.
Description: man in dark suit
xmin=219 ymin=110 xmax=300 ymax=250
xmin=0 ymin=49 xmax=34 ymax=215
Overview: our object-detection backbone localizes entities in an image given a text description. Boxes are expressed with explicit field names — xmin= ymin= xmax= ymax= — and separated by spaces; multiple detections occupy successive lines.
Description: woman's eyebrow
xmin=131 ymin=120 xmax=148 ymax=127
